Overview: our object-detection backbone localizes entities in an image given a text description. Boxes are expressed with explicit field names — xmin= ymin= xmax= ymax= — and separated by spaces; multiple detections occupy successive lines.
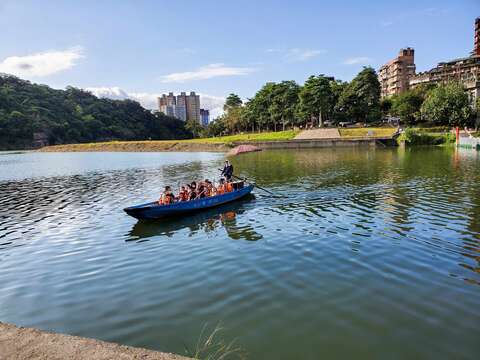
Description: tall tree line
xmin=206 ymin=67 xmax=477 ymax=137
xmin=0 ymin=74 xmax=192 ymax=150
xmin=206 ymin=67 xmax=381 ymax=136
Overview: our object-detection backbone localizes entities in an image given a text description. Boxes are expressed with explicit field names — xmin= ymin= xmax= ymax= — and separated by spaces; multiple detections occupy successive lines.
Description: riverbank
xmin=0 ymin=322 xmax=190 ymax=360
xmin=38 ymin=128 xmax=397 ymax=152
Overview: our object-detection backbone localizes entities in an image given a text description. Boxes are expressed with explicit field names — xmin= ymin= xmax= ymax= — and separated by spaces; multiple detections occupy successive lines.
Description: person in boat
xmin=216 ymin=178 xmax=226 ymax=195
xmin=188 ymin=182 xmax=197 ymax=200
xmin=177 ymin=186 xmax=189 ymax=202
xmin=196 ymin=182 xmax=207 ymax=199
xmin=205 ymin=179 xmax=215 ymax=196
xmin=225 ymin=179 xmax=234 ymax=193
xmin=158 ymin=186 xmax=175 ymax=205
xmin=221 ymin=160 xmax=234 ymax=181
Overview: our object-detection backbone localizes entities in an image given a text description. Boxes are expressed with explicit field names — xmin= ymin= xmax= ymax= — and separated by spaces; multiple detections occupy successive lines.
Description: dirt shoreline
xmin=37 ymin=137 xmax=396 ymax=153
xmin=0 ymin=322 xmax=190 ymax=360
xmin=38 ymin=141 xmax=231 ymax=152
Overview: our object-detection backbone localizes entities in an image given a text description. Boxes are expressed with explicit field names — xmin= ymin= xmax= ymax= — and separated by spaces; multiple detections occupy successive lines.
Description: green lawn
xmin=183 ymin=130 xmax=300 ymax=143
xmin=339 ymin=127 xmax=397 ymax=138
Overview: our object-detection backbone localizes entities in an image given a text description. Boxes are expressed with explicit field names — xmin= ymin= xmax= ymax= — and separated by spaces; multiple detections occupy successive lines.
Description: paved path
xmin=294 ymin=128 xmax=341 ymax=140
xmin=0 ymin=322 xmax=190 ymax=360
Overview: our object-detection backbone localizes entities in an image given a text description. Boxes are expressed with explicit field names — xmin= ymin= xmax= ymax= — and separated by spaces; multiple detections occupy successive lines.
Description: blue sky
xmin=0 ymin=0 xmax=479 ymax=116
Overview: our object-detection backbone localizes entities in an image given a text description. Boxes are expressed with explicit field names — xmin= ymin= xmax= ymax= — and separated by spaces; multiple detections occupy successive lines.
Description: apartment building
xmin=157 ymin=91 xmax=201 ymax=123
xmin=200 ymin=109 xmax=210 ymax=126
xmin=378 ymin=48 xmax=416 ymax=98
xmin=409 ymin=17 xmax=480 ymax=103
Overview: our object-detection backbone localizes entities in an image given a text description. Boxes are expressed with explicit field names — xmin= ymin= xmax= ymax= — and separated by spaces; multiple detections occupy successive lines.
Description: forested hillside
xmin=0 ymin=74 xmax=192 ymax=150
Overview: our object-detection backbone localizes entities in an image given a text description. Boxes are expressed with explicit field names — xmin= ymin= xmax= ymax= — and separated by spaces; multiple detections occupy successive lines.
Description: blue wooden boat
xmin=124 ymin=183 xmax=254 ymax=220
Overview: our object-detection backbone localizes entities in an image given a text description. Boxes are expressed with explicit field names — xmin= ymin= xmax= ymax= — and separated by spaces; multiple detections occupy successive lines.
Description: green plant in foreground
xmin=184 ymin=323 xmax=246 ymax=360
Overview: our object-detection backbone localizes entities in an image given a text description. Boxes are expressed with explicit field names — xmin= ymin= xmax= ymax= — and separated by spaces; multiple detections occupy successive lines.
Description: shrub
xmin=399 ymin=128 xmax=455 ymax=146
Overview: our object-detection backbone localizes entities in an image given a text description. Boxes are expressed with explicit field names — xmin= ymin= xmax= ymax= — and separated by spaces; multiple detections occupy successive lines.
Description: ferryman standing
xmin=221 ymin=160 xmax=234 ymax=181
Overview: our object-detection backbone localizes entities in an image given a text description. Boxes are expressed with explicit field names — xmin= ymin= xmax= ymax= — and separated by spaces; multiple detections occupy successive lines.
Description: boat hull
xmin=124 ymin=184 xmax=254 ymax=220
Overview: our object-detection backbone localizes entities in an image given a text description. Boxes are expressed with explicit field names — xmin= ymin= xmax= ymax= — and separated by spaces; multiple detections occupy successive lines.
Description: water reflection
xmin=127 ymin=195 xmax=262 ymax=242
xmin=1 ymin=149 xmax=480 ymax=360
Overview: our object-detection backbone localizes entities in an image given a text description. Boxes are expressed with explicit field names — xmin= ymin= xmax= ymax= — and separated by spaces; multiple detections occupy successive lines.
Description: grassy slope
xmin=338 ymin=127 xmax=397 ymax=138
xmin=40 ymin=128 xmax=404 ymax=151
xmin=61 ymin=130 xmax=300 ymax=146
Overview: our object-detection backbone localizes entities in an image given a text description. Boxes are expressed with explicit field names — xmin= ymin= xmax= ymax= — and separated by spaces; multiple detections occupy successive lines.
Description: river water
xmin=0 ymin=148 xmax=479 ymax=359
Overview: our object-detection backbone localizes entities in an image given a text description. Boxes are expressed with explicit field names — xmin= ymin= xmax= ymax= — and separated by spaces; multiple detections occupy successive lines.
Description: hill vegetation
xmin=0 ymin=74 xmax=192 ymax=150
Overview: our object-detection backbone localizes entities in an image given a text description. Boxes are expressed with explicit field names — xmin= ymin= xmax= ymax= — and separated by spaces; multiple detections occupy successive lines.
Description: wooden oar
xmin=218 ymin=168 xmax=276 ymax=196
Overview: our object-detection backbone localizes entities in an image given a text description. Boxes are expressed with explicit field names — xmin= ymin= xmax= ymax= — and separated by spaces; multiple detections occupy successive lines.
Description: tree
xmin=269 ymin=81 xmax=300 ymax=131
xmin=337 ymin=67 xmax=381 ymax=123
xmin=421 ymin=82 xmax=473 ymax=127
xmin=391 ymin=90 xmax=424 ymax=124
xmin=298 ymin=75 xmax=334 ymax=127
xmin=223 ymin=93 xmax=243 ymax=112
xmin=380 ymin=98 xmax=393 ymax=116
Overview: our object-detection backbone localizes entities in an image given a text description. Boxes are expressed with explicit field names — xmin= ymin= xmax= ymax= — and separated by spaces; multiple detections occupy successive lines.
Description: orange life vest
xmin=225 ymin=182 xmax=234 ymax=192
xmin=217 ymin=185 xmax=225 ymax=195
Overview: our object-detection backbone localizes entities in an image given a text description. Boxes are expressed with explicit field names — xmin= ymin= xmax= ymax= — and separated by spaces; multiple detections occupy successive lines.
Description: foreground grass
xmin=338 ymin=127 xmax=397 ymax=138
xmin=184 ymin=323 xmax=245 ymax=360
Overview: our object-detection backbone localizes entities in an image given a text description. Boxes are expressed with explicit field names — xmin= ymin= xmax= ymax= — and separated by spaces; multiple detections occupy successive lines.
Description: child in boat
xmin=158 ymin=186 xmax=175 ymax=205
xmin=205 ymin=180 xmax=215 ymax=196
xmin=216 ymin=178 xmax=226 ymax=195
xmin=177 ymin=186 xmax=188 ymax=202
xmin=225 ymin=180 xmax=234 ymax=193
xmin=188 ymin=182 xmax=197 ymax=200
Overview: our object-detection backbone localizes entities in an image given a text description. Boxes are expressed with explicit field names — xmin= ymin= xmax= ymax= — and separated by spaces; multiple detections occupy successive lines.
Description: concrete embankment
xmin=237 ymin=137 xmax=396 ymax=149
xmin=0 ymin=322 xmax=190 ymax=360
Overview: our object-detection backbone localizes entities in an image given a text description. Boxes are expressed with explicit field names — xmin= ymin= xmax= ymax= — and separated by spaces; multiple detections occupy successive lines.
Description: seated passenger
xmin=225 ymin=180 xmax=234 ymax=193
xmin=158 ymin=186 xmax=175 ymax=205
xmin=216 ymin=178 xmax=226 ymax=195
xmin=205 ymin=180 xmax=215 ymax=196
xmin=177 ymin=186 xmax=188 ymax=202
xmin=188 ymin=182 xmax=197 ymax=200
xmin=197 ymin=183 xmax=207 ymax=199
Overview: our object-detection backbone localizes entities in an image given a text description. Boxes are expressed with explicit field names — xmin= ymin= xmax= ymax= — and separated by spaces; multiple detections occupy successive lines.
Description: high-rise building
xmin=200 ymin=109 xmax=210 ymax=126
xmin=474 ymin=17 xmax=480 ymax=56
xmin=175 ymin=92 xmax=188 ymax=122
xmin=157 ymin=91 xmax=202 ymax=122
xmin=378 ymin=48 xmax=416 ymax=98
xmin=158 ymin=92 xmax=177 ymax=116
xmin=186 ymin=91 xmax=201 ymax=123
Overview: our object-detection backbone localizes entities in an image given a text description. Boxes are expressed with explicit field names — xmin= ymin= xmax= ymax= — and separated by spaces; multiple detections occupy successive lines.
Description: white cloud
xmin=286 ymin=48 xmax=325 ymax=62
xmin=266 ymin=48 xmax=325 ymax=62
xmin=0 ymin=47 xmax=84 ymax=78
xmin=343 ymin=56 xmax=372 ymax=65
xmin=160 ymin=63 xmax=257 ymax=83
xmin=86 ymin=87 xmax=226 ymax=119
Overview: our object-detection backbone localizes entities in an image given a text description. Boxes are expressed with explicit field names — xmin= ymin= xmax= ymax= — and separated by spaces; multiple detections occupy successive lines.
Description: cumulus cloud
xmin=343 ymin=56 xmax=372 ymax=65
xmin=160 ymin=63 xmax=257 ymax=83
xmin=0 ymin=47 xmax=84 ymax=77
xmin=86 ymin=87 xmax=226 ymax=119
